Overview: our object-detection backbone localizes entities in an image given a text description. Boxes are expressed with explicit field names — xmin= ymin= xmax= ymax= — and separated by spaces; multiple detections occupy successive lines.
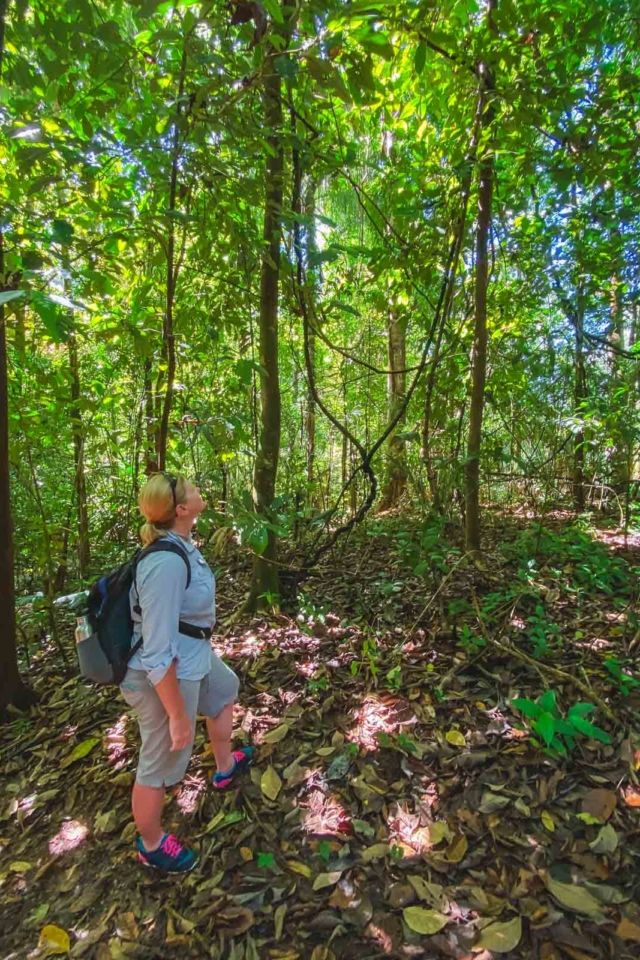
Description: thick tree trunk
xmin=68 ymin=332 xmax=90 ymax=578
xmin=465 ymin=2 xmax=496 ymax=554
xmin=246 ymin=41 xmax=284 ymax=609
xmin=379 ymin=310 xmax=407 ymax=509
xmin=0 ymin=0 xmax=36 ymax=714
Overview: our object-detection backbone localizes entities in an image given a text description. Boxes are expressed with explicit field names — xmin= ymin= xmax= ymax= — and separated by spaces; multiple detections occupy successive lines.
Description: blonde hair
xmin=138 ymin=473 xmax=188 ymax=547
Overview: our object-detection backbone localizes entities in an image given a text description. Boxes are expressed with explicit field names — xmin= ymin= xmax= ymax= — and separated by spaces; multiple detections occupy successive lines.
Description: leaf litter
xmin=2 ymin=511 xmax=640 ymax=958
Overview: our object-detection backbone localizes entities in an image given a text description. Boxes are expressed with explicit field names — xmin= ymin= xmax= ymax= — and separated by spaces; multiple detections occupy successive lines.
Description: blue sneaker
xmin=136 ymin=833 xmax=198 ymax=873
xmin=213 ymin=746 xmax=254 ymax=790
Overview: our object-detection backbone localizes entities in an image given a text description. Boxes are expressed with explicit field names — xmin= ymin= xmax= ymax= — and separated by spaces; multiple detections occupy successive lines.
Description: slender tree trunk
xmin=610 ymin=239 xmax=628 ymax=492
xmin=158 ymin=42 xmax=188 ymax=470
xmin=573 ymin=285 xmax=586 ymax=511
xmin=246 ymin=31 xmax=285 ymax=609
xmin=379 ymin=310 xmax=407 ymax=509
xmin=143 ymin=358 xmax=157 ymax=474
xmin=304 ymin=178 xmax=318 ymax=495
xmin=423 ymin=108 xmax=477 ymax=514
xmin=0 ymin=0 xmax=36 ymax=713
xmin=465 ymin=5 xmax=496 ymax=554
xmin=53 ymin=501 xmax=73 ymax=593
xmin=68 ymin=331 xmax=90 ymax=578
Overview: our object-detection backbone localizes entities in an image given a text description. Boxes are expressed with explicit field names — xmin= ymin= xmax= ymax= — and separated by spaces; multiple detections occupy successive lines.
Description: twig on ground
xmin=471 ymin=592 xmax=616 ymax=724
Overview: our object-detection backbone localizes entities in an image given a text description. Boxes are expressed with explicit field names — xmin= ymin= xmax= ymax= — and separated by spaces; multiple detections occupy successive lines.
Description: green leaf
xmin=533 ymin=711 xmax=556 ymax=746
xmin=327 ymin=299 xmax=361 ymax=317
xmin=569 ymin=716 xmax=611 ymax=744
xmin=538 ymin=690 xmax=557 ymax=714
xmin=414 ymin=42 xmax=427 ymax=75
xmin=61 ymin=737 xmax=101 ymax=768
xmin=257 ymin=851 xmax=276 ymax=868
xmin=31 ymin=293 xmax=72 ymax=342
xmin=511 ymin=697 xmax=541 ymax=720
xmin=261 ymin=0 xmax=284 ymax=23
xmin=353 ymin=25 xmax=394 ymax=60
xmin=308 ymin=248 xmax=341 ymax=268
xmin=275 ymin=55 xmax=298 ymax=79
xmin=51 ymin=219 xmax=74 ymax=246
xmin=0 ymin=289 xmax=25 ymax=306
xmin=568 ymin=702 xmax=596 ymax=720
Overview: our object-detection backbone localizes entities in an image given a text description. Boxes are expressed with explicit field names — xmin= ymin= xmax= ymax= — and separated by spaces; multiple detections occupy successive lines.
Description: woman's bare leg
xmin=206 ymin=702 xmax=235 ymax=773
xmin=132 ymin=783 xmax=165 ymax=850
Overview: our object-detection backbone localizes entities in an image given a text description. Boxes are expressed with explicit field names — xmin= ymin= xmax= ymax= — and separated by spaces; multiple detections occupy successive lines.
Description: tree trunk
xmin=68 ymin=332 xmax=90 ymax=578
xmin=573 ymin=286 xmax=586 ymax=511
xmin=379 ymin=310 xmax=407 ymax=509
xmin=246 ymin=35 xmax=285 ymax=609
xmin=304 ymin=178 xmax=318 ymax=495
xmin=158 ymin=42 xmax=188 ymax=470
xmin=464 ymin=0 xmax=496 ymax=554
xmin=0 ymin=0 xmax=36 ymax=714
xmin=144 ymin=358 xmax=158 ymax=474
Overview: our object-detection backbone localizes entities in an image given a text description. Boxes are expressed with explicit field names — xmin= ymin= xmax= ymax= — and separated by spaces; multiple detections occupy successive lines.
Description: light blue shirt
xmin=128 ymin=531 xmax=215 ymax=685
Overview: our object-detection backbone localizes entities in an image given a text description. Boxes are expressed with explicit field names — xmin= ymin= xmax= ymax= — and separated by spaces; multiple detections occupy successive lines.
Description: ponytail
xmin=137 ymin=472 xmax=187 ymax=545
xmin=139 ymin=520 xmax=171 ymax=547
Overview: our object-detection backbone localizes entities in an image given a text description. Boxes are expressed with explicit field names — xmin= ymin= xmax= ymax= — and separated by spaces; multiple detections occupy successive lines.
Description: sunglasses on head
xmin=162 ymin=472 xmax=178 ymax=510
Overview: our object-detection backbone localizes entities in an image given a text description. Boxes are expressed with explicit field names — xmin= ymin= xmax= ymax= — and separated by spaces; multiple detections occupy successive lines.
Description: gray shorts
xmin=120 ymin=656 xmax=239 ymax=788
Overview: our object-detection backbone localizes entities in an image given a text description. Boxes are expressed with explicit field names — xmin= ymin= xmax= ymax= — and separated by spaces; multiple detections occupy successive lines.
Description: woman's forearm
xmin=154 ymin=661 xmax=186 ymax=718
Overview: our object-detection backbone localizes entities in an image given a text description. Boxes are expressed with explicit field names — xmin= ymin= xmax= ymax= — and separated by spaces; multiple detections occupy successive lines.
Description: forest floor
xmin=3 ymin=507 xmax=640 ymax=960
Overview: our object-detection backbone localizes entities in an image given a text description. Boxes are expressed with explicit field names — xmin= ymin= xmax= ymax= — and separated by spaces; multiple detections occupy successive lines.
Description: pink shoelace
xmin=162 ymin=834 xmax=184 ymax=858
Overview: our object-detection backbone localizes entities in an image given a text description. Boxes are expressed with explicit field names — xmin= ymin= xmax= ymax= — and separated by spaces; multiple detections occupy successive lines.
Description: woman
xmin=120 ymin=472 xmax=252 ymax=873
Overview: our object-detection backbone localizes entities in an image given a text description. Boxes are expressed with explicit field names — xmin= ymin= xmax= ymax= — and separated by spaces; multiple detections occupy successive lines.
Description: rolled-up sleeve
xmin=135 ymin=552 xmax=188 ymax=686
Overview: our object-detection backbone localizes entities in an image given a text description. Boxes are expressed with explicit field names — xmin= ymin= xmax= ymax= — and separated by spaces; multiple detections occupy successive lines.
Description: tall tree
xmin=0 ymin=0 xmax=34 ymax=712
xmin=465 ymin=0 xmax=497 ymax=553
xmin=68 ymin=329 xmax=90 ymax=579
xmin=304 ymin=177 xmax=319 ymax=497
xmin=379 ymin=308 xmax=407 ymax=509
xmin=246 ymin=13 xmax=287 ymax=609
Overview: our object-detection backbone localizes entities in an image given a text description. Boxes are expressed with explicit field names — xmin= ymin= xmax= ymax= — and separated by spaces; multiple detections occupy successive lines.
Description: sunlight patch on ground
xmin=575 ymin=637 xmax=613 ymax=651
xmin=217 ymin=632 xmax=267 ymax=658
xmin=591 ymin=528 xmax=640 ymax=551
xmin=365 ymin=922 xmax=395 ymax=954
xmin=604 ymin=610 xmax=628 ymax=623
xmin=346 ymin=694 xmax=417 ymax=752
xmin=16 ymin=794 xmax=38 ymax=820
xmin=104 ymin=712 xmax=131 ymax=769
xmin=296 ymin=659 xmax=320 ymax=678
xmin=302 ymin=788 xmax=352 ymax=836
xmin=386 ymin=803 xmax=432 ymax=855
xmin=176 ymin=773 xmax=207 ymax=814
xmin=49 ymin=819 xmax=88 ymax=855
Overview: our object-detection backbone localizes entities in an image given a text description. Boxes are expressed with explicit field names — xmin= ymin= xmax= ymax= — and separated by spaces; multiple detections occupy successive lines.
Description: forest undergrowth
xmin=2 ymin=508 xmax=640 ymax=960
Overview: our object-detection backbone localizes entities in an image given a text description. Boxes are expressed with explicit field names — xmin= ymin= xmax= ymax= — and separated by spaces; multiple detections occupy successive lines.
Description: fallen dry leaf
xmin=544 ymin=874 xmax=605 ymax=919
xmin=261 ymin=766 xmax=282 ymax=801
xmin=581 ymin=788 xmax=617 ymax=823
xmin=402 ymin=906 xmax=449 ymax=935
xmin=38 ymin=925 xmax=71 ymax=955
xmin=615 ymin=918 xmax=640 ymax=941
xmin=475 ymin=916 xmax=522 ymax=953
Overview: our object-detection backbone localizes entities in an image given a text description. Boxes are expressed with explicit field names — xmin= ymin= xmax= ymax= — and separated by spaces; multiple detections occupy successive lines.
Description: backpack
xmin=77 ymin=539 xmax=210 ymax=686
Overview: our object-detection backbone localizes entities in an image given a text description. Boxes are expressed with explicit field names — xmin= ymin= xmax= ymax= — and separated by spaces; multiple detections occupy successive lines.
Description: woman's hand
xmin=169 ymin=710 xmax=193 ymax=752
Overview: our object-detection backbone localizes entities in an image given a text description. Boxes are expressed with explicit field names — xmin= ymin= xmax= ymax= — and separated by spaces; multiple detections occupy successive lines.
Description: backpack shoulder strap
xmin=133 ymin=538 xmax=191 ymax=590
